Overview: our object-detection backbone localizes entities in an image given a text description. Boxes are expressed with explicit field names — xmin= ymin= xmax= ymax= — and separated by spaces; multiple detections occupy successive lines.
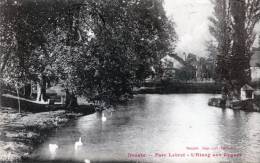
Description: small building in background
xmin=160 ymin=55 xmax=184 ymax=80
xmin=240 ymin=84 xmax=254 ymax=100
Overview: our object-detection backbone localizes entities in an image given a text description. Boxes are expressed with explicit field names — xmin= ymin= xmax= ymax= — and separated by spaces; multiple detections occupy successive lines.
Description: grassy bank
xmin=0 ymin=106 xmax=93 ymax=162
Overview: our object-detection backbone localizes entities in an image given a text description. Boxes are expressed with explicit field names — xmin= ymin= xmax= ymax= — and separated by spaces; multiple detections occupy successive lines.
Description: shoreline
xmin=0 ymin=107 xmax=93 ymax=162
xmin=135 ymin=82 xmax=222 ymax=94
xmin=208 ymin=97 xmax=260 ymax=112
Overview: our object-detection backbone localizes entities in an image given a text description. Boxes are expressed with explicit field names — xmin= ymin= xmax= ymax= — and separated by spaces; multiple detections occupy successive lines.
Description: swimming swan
xmin=75 ymin=137 xmax=83 ymax=150
xmin=49 ymin=144 xmax=58 ymax=154
xmin=101 ymin=112 xmax=107 ymax=122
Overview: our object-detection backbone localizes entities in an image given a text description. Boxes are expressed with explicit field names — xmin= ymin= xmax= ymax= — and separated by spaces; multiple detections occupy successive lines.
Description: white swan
xmin=101 ymin=112 xmax=107 ymax=122
xmin=49 ymin=144 xmax=58 ymax=154
xmin=75 ymin=137 xmax=83 ymax=150
xmin=84 ymin=159 xmax=91 ymax=163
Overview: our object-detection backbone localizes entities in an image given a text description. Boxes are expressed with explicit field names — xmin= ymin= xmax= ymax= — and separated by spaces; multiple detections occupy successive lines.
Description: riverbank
xmin=135 ymin=81 xmax=222 ymax=94
xmin=208 ymin=89 xmax=260 ymax=112
xmin=136 ymin=80 xmax=260 ymax=94
xmin=208 ymin=97 xmax=260 ymax=112
xmin=0 ymin=107 xmax=91 ymax=162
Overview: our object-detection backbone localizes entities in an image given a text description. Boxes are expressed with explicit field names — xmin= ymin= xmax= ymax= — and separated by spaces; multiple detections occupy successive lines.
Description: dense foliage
xmin=0 ymin=0 xmax=177 ymax=106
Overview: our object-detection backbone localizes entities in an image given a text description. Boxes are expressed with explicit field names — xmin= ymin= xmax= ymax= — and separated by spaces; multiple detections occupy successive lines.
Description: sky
xmin=164 ymin=0 xmax=260 ymax=58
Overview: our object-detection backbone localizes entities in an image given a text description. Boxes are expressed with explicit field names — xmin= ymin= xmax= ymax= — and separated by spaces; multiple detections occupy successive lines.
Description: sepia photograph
xmin=0 ymin=0 xmax=260 ymax=162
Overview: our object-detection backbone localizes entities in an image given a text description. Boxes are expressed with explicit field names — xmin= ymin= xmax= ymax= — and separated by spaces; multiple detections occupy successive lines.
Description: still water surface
xmin=32 ymin=94 xmax=260 ymax=163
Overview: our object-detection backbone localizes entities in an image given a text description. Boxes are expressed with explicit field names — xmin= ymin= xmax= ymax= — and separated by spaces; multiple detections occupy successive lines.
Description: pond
xmin=31 ymin=94 xmax=260 ymax=163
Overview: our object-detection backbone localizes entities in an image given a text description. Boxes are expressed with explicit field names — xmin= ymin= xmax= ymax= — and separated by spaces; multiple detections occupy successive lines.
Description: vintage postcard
xmin=0 ymin=0 xmax=260 ymax=163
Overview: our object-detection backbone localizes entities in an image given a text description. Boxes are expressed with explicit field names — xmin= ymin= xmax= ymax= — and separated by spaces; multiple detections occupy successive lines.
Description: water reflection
xmin=32 ymin=94 xmax=260 ymax=163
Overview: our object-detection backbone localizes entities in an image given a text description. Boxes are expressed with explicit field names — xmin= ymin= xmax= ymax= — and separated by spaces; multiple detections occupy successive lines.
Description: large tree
xmin=0 ymin=0 xmax=177 ymax=107
xmin=209 ymin=0 xmax=232 ymax=82
xmin=209 ymin=0 xmax=260 ymax=96
xmin=0 ymin=0 xmax=90 ymax=100
xmin=0 ymin=0 xmax=73 ymax=95
xmin=66 ymin=0 xmax=177 ymax=106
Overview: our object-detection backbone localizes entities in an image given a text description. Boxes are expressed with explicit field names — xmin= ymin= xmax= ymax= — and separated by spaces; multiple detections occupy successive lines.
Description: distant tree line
xmin=0 ymin=0 xmax=177 ymax=107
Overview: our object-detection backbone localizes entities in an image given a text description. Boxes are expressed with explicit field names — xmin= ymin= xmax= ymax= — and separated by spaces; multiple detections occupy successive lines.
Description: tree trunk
xmin=16 ymin=86 xmax=21 ymax=113
xmin=42 ymin=74 xmax=47 ymax=101
xmin=24 ymin=83 xmax=32 ymax=98
xmin=37 ymin=73 xmax=47 ymax=102
xmin=230 ymin=0 xmax=250 ymax=87
xmin=36 ymin=82 xmax=42 ymax=102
